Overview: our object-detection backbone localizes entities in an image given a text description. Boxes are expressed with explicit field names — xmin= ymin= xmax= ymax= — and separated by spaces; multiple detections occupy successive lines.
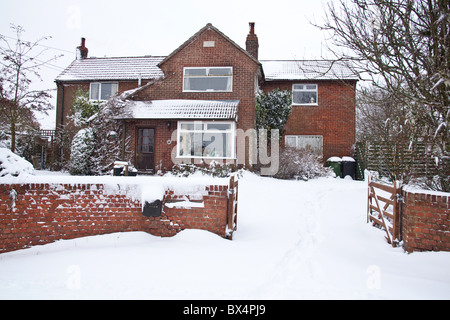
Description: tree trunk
xmin=10 ymin=121 xmax=16 ymax=153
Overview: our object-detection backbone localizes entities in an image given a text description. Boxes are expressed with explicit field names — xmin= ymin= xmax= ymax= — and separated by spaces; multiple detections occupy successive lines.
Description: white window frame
xmin=89 ymin=82 xmax=118 ymax=101
xmin=183 ymin=67 xmax=233 ymax=92
xmin=177 ymin=121 xmax=236 ymax=159
xmin=285 ymin=135 xmax=323 ymax=154
xmin=292 ymin=84 xmax=318 ymax=106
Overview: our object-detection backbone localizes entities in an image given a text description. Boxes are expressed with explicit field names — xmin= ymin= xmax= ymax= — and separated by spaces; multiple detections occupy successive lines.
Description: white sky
xmin=0 ymin=0 xmax=333 ymax=129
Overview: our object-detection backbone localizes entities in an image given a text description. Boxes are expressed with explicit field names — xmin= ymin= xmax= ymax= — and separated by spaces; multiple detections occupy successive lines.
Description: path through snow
xmin=0 ymin=172 xmax=449 ymax=299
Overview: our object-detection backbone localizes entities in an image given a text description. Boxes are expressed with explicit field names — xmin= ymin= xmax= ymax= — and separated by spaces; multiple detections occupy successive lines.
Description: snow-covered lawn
xmin=0 ymin=171 xmax=449 ymax=300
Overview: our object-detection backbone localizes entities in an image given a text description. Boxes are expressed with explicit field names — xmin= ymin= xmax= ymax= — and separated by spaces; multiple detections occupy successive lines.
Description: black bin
xmin=113 ymin=167 xmax=123 ymax=176
xmin=341 ymin=157 xmax=356 ymax=180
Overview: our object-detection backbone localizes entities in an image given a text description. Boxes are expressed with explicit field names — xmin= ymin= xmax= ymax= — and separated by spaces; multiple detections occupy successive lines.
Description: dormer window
xmin=183 ymin=67 xmax=233 ymax=92
xmin=90 ymin=82 xmax=118 ymax=101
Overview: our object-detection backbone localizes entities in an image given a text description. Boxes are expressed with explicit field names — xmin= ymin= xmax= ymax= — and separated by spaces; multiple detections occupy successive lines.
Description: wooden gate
xmin=367 ymin=176 xmax=402 ymax=246
xmin=226 ymin=175 xmax=239 ymax=239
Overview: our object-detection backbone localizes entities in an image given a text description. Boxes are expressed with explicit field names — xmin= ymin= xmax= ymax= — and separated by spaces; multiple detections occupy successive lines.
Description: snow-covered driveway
xmin=0 ymin=172 xmax=449 ymax=299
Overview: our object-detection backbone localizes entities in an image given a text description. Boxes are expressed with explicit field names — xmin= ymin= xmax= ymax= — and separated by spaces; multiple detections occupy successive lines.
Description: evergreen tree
xmin=256 ymin=89 xmax=292 ymax=138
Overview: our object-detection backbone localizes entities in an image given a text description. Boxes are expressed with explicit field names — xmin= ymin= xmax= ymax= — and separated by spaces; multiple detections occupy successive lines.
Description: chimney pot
xmin=249 ymin=22 xmax=255 ymax=35
xmin=245 ymin=22 xmax=259 ymax=60
xmin=77 ymin=37 xmax=88 ymax=60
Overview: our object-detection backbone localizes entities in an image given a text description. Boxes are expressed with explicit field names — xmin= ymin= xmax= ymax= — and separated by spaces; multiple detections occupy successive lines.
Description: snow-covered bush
xmin=0 ymin=147 xmax=34 ymax=178
xmin=69 ymin=128 xmax=96 ymax=175
xmin=62 ymin=90 xmax=132 ymax=175
xmin=70 ymin=89 xmax=101 ymax=127
xmin=275 ymin=146 xmax=334 ymax=180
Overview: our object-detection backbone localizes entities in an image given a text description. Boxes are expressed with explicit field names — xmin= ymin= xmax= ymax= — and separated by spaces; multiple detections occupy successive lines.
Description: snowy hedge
xmin=0 ymin=147 xmax=35 ymax=178
xmin=275 ymin=146 xmax=334 ymax=180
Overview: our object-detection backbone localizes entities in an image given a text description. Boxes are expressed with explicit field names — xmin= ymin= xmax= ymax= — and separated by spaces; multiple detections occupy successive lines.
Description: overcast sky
xmin=1 ymin=0 xmax=333 ymax=129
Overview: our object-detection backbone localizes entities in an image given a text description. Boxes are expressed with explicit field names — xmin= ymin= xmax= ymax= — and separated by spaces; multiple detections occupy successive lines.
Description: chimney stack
xmin=245 ymin=22 xmax=259 ymax=60
xmin=76 ymin=37 xmax=89 ymax=60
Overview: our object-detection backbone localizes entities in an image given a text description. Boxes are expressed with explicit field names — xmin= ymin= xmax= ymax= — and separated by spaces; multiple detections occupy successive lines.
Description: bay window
xmin=177 ymin=121 xmax=235 ymax=159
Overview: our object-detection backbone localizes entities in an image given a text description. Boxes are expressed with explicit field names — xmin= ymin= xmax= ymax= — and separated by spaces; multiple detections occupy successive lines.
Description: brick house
xmin=55 ymin=23 xmax=358 ymax=173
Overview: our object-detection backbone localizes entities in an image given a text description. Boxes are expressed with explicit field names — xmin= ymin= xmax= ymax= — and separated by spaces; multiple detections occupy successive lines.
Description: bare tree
xmin=0 ymin=24 xmax=61 ymax=152
xmin=318 ymin=0 xmax=449 ymax=191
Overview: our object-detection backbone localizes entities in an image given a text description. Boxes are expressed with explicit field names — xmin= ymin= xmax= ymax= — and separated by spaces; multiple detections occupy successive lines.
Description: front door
xmin=136 ymin=128 xmax=155 ymax=171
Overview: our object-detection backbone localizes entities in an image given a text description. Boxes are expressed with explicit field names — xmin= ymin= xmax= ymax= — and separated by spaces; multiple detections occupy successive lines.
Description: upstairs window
xmin=292 ymin=84 xmax=318 ymax=105
xmin=183 ymin=67 xmax=233 ymax=92
xmin=90 ymin=82 xmax=118 ymax=101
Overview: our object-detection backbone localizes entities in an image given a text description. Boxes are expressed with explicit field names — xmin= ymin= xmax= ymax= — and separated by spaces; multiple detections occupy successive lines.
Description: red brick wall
xmin=401 ymin=190 xmax=450 ymax=252
xmin=261 ymin=80 xmax=357 ymax=162
xmin=0 ymin=182 xmax=231 ymax=254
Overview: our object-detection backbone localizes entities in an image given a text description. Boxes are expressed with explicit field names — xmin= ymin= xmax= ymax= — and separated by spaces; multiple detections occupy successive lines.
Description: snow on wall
xmin=0 ymin=177 xmax=232 ymax=254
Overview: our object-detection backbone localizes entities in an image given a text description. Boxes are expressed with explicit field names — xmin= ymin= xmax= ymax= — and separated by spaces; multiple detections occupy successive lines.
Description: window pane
xmin=207 ymin=123 xmax=231 ymax=131
xmin=90 ymin=83 xmax=99 ymax=100
xmin=293 ymin=84 xmax=304 ymax=90
xmin=179 ymin=132 xmax=193 ymax=156
xmin=293 ymin=91 xmax=317 ymax=104
xmin=194 ymin=133 xmax=203 ymax=157
xmin=185 ymin=68 xmax=207 ymax=76
xmin=138 ymin=129 xmax=154 ymax=154
xmin=286 ymin=136 xmax=297 ymax=147
xmin=185 ymin=77 xmax=231 ymax=91
xmin=209 ymin=67 xmax=232 ymax=76
xmin=203 ymin=132 xmax=232 ymax=158
xmin=297 ymin=136 xmax=323 ymax=154
xmin=306 ymin=84 xmax=317 ymax=90
xmin=180 ymin=123 xmax=194 ymax=130
xmin=100 ymin=83 xmax=113 ymax=100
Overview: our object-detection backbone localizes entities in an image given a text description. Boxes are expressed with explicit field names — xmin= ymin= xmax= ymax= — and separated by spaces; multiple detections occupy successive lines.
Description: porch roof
xmin=116 ymin=99 xmax=239 ymax=120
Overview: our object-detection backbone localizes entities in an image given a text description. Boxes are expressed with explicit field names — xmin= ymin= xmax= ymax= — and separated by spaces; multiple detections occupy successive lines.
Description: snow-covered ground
xmin=0 ymin=171 xmax=449 ymax=300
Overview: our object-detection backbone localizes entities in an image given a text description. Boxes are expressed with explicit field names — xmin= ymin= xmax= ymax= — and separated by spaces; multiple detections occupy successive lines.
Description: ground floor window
xmin=285 ymin=135 xmax=323 ymax=154
xmin=177 ymin=121 xmax=235 ymax=159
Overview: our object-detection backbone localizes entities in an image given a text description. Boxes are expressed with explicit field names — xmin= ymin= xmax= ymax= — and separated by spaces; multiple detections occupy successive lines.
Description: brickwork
xmin=0 ymin=182 xmax=230 ymax=254
xmin=261 ymin=80 xmax=356 ymax=161
xmin=401 ymin=190 xmax=450 ymax=252
xmin=130 ymin=26 xmax=261 ymax=168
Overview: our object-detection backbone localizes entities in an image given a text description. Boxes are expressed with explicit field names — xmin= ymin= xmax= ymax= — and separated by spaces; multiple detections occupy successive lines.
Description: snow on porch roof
xmin=116 ymin=99 xmax=239 ymax=120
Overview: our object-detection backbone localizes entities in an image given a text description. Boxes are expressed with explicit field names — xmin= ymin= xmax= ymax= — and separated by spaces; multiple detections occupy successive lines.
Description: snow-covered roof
xmin=55 ymin=56 xmax=165 ymax=82
xmin=55 ymin=56 xmax=358 ymax=83
xmin=116 ymin=99 xmax=239 ymax=120
xmin=260 ymin=60 xmax=359 ymax=81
